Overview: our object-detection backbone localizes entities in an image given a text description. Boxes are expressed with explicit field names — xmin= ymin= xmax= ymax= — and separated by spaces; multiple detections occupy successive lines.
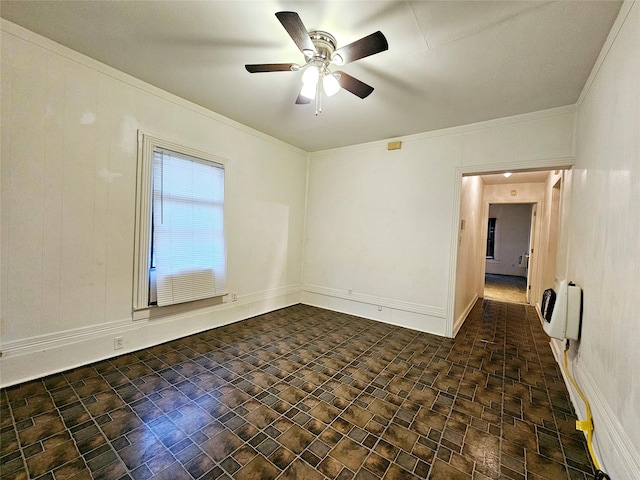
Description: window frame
xmin=133 ymin=132 xmax=228 ymax=312
xmin=486 ymin=217 xmax=497 ymax=259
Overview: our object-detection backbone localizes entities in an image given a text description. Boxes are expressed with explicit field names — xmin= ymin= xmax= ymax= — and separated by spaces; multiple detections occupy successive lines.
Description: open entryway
xmin=452 ymin=168 xmax=567 ymax=335
xmin=483 ymin=202 xmax=535 ymax=304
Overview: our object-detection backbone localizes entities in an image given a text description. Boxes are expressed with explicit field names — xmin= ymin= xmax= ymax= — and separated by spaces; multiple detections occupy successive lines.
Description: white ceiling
xmin=0 ymin=1 xmax=622 ymax=152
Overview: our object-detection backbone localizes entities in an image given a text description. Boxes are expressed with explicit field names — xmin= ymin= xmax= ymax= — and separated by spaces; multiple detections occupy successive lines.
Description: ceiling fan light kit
xmin=323 ymin=74 xmax=341 ymax=97
xmin=245 ymin=11 xmax=388 ymax=115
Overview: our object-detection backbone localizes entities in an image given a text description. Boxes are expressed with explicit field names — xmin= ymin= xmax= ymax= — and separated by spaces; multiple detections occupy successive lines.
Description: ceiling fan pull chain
xmin=316 ymin=79 xmax=322 ymax=115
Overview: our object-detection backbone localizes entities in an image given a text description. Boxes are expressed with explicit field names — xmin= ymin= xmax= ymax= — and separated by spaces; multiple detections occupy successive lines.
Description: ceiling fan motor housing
xmin=308 ymin=31 xmax=339 ymax=68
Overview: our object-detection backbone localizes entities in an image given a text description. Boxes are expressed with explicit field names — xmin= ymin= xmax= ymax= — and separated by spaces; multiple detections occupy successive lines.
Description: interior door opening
xmin=483 ymin=203 xmax=534 ymax=304
xmin=452 ymin=168 xmax=567 ymax=337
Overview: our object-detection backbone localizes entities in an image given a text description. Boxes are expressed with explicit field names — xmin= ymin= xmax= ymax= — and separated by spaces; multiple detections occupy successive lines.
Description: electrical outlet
xmin=231 ymin=292 xmax=238 ymax=302
xmin=114 ymin=337 xmax=124 ymax=351
xmin=348 ymin=289 xmax=352 ymax=295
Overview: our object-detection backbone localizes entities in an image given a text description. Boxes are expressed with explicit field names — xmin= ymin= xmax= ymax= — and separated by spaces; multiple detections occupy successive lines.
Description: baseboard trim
xmin=301 ymin=288 xmax=447 ymax=336
xmin=453 ymin=294 xmax=479 ymax=337
xmin=549 ymin=340 xmax=640 ymax=480
xmin=0 ymin=286 xmax=301 ymax=388
xmin=302 ymin=285 xmax=446 ymax=318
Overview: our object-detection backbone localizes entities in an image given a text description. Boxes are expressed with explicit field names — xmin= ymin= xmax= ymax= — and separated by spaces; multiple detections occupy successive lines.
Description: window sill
xmin=133 ymin=294 xmax=227 ymax=321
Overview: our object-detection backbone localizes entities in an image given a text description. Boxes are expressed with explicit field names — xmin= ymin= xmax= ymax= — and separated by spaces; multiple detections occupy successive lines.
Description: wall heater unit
xmin=541 ymin=278 xmax=582 ymax=340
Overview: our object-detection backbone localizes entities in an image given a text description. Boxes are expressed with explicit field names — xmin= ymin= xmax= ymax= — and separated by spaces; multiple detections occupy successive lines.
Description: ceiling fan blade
xmin=245 ymin=63 xmax=297 ymax=73
xmin=335 ymin=71 xmax=374 ymax=99
xmin=275 ymin=11 xmax=316 ymax=56
xmin=295 ymin=94 xmax=311 ymax=105
xmin=333 ymin=31 xmax=388 ymax=65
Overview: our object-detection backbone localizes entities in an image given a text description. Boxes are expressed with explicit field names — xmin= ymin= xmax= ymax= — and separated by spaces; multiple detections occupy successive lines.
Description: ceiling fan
xmin=245 ymin=11 xmax=388 ymax=114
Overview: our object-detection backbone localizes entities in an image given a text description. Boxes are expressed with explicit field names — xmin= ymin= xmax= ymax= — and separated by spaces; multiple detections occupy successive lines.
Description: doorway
xmin=452 ymin=168 xmax=567 ymax=336
xmin=483 ymin=203 xmax=534 ymax=304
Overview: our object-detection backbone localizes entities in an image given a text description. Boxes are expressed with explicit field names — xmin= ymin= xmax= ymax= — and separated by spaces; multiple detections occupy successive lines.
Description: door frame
xmin=447 ymin=159 xmax=574 ymax=338
xmin=478 ymin=201 xmax=541 ymax=305
xmin=526 ymin=203 xmax=537 ymax=304
xmin=481 ymin=200 xmax=541 ymax=305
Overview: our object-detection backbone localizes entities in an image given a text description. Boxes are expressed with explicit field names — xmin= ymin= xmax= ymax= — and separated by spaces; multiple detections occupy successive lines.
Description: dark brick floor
xmin=0 ymin=300 xmax=594 ymax=479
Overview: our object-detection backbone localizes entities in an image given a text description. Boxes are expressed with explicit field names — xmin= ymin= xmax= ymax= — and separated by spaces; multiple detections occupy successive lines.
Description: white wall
xmin=0 ymin=21 xmax=308 ymax=387
xmin=485 ymin=203 xmax=532 ymax=277
xmin=562 ymin=2 xmax=640 ymax=477
xmin=302 ymin=107 xmax=575 ymax=337
xmin=453 ymin=176 xmax=484 ymax=334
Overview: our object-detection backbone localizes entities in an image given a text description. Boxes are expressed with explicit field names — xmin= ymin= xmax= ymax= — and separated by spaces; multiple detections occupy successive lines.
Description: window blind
xmin=152 ymin=149 xmax=226 ymax=306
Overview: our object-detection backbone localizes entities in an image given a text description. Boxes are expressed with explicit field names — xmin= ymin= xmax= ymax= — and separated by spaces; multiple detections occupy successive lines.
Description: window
xmin=134 ymin=134 xmax=227 ymax=309
xmin=486 ymin=217 xmax=496 ymax=258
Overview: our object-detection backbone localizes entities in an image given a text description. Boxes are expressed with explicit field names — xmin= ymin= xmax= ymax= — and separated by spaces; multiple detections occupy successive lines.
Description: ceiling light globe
xmin=300 ymin=82 xmax=316 ymax=100
xmin=323 ymin=74 xmax=341 ymax=96
xmin=302 ymin=65 xmax=319 ymax=85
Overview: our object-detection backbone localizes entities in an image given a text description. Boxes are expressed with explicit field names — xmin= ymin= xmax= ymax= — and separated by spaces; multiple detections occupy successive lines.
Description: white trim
xmin=301 ymin=291 xmax=447 ymax=336
xmin=453 ymin=294 xmax=479 ymax=337
xmin=133 ymin=132 xmax=229 ymax=310
xmin=0 ymin=19 xmax=306 ymax=156
xmin=0 ymin=285 xmax=302 ymax=388
xmin=131 ymin=283 xmax=301 ymax=322
xmin=0 ymin=318 xmax=133 ymax=355
xmin=446 ymin=166 xmax=464 ymax=337
xmin=577 ymin=1 xmax=635 ymax=108
xmin=301 ymin=284 xmax=446 ymax=318
xmin=236 ymin=283 xmax=302 ymax=306
xmin=459 ymin=156 xmax=575 ymax=177
xmin=548 ymin=341 xmax=640 ymax=480
xmin=133 ymin=132 xmax=153 ymax=309
xmin=311 ymin=105 xmax=577 ymax=158
xmin=576 ymin=363 xmax=640 ymax=480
